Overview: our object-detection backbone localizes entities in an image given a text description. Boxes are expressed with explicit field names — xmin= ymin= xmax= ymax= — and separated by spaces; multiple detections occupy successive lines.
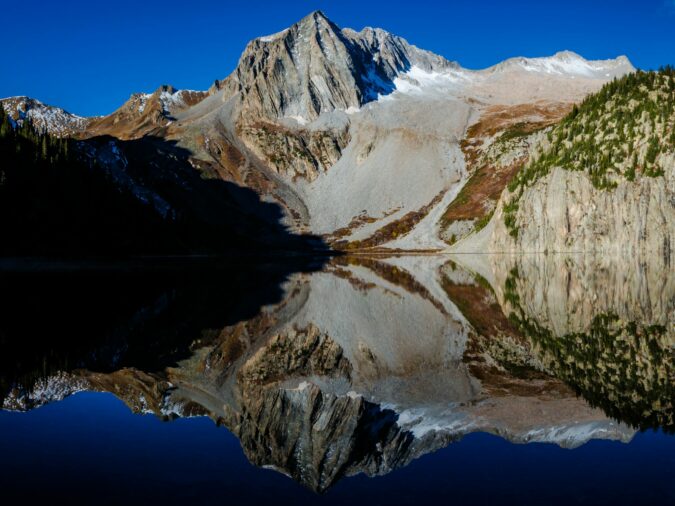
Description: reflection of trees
xmin=504 ymin=267 xmax=675 ymax=432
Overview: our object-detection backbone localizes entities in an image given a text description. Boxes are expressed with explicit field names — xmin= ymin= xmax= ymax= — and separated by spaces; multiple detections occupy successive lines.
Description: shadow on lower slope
xmin=86 ymin=134 xmax=330 ymax=255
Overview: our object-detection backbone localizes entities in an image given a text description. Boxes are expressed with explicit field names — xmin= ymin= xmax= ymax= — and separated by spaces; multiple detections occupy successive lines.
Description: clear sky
xmin=2 ymin=0 xmax=674 ymax=116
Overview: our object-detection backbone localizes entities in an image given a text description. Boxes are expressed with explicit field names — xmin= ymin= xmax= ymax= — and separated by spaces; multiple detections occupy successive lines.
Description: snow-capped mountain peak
xmin=0 ymin=96 xmax=90 ymax=136
xmin=487 ymin=50 xmax=634 ymax=78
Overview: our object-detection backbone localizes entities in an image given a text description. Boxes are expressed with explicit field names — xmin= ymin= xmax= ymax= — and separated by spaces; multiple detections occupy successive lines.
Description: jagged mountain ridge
xmin=0 ymin=96 xmax=91 ymax=136
xmin=210 ymin=11 xmax=458 ymax=122
xmin=0 ymin=10 xmax=636 ymax=251
xmin=85 ymin=85 xmax=208 ymax=140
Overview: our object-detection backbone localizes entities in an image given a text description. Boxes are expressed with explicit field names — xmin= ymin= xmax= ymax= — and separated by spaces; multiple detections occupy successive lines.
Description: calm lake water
xmin=0 ymin=254 xmax=673 ymax=505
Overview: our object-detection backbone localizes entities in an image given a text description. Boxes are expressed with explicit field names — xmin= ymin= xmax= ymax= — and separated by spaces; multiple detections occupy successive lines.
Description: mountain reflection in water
xmin=0 ymin=254 xmax=673 ymax=500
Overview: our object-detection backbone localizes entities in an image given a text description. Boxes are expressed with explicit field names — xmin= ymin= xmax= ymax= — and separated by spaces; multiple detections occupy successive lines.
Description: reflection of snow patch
xmin=521 ymin=421 xmax=633 ymax=449
xmin=394 ymin=406 xmax=474 ymax=438
xmin=2 ymin=372 xmax=89 ymax=411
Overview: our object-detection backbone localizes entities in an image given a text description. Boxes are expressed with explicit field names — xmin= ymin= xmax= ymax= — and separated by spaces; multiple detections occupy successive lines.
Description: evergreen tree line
xmin=0 ymin=107 xmax=182 ymax=256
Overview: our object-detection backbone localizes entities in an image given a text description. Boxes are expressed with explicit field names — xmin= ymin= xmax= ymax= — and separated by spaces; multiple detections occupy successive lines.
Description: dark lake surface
xmin=0 ymin=254 xmax=673 ymax=505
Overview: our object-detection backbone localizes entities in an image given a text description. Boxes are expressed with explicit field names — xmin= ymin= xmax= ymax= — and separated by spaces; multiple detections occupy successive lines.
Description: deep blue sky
xmin=2 ymin=0 xmax=675 ymax=116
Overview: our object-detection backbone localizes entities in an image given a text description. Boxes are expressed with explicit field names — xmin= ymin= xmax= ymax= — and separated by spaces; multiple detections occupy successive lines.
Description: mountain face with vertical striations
xmin=2 ymin=10 xmax=648 ymax=254
xmin=209 ymin=11 xmax=458 ymax=122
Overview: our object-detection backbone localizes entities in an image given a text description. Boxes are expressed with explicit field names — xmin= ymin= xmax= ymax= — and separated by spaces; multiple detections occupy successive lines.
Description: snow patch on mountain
xmin=259 ymin=28 xmax=290 ymax=42
xmin=487 ymin=51 xmax=633 ymax=79
xmin=135 ymin=88 xmax=198 ymax=115
xmin=392 ymin=66 xmax=471 ymax=95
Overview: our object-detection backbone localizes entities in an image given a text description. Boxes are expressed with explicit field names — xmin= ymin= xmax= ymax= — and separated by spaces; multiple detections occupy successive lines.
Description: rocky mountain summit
xmin=212 ymin=10 xmax=457 ymax=122
xmin=3 ymin=10 xmax=660 ymax=255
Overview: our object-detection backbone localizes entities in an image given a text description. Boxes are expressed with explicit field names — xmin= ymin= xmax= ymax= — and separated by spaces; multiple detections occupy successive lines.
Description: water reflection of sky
xmin=1 ymin=391 xmax=674 ymax=506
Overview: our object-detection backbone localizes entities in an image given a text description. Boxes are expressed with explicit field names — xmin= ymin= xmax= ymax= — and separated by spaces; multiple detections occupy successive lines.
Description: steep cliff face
xmin=480 ymin=69 xmax=675 ymax=255
xmin=214 ymin=11 xmax=456 ymax=123
xmin=490 ymin=162 xmax=674 ymax=254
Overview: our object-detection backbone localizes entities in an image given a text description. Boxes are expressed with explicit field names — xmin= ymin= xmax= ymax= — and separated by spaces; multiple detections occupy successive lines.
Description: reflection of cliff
xmin=491 ymin=254 xmax=674 ymax=336
xmin=487 ymin=254 xmax=675 ymax=432
xmin=1 ymin=256 xmax=639 ymax=492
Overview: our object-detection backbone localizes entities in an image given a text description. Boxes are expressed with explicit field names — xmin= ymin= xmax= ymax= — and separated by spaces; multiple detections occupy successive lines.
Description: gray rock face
xmin=216 ymin=11 xmax=455 ymax=122
xmin=490 ymin=161 xmax=675 ymax=256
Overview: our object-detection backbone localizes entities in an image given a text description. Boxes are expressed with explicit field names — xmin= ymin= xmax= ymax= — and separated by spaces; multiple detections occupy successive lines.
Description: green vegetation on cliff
xmin=504 ymin=67 xmax=675 ymax=236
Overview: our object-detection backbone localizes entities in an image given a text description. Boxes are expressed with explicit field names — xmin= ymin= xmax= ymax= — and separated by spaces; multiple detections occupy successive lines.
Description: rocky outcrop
xmin=490 ymin=163 xmax=675 ymax=255
xmin=237 ymin=120 xmax=350 ymax=181
xmin=85 ymin=85 xmax=207 ymax=140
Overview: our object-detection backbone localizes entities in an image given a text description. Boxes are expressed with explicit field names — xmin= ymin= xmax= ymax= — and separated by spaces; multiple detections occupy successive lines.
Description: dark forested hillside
xmin=0 ymin=107 xmax=184 ymax=256
xmin=0 ymin=107 xmax=327 ymax=257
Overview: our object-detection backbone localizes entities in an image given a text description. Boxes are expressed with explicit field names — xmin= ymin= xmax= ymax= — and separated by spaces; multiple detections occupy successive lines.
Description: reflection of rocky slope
xmin=2 ymin=256 xmax=638 ymax=491
xmin=469 ymin=253 xmax=675 ymax=431
xmin=489 ymin=254 xmax=674 ymax=336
